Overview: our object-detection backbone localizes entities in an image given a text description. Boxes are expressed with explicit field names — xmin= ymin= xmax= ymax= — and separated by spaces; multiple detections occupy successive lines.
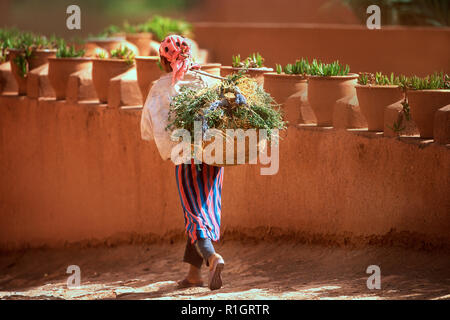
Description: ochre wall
xmin=1 ymin=95 xmax=449 ymax=249
xmin=193 ymin=23 xmax=450 ymax=77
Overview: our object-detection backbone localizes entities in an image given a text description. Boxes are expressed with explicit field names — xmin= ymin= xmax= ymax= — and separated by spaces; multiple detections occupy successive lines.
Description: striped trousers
xmin=175 ymin=161 xmax=224 ymax=244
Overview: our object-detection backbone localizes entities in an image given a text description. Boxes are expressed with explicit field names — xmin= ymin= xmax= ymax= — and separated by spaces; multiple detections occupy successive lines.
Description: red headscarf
xmin=159 ymin=35 xmax=199 ymax=85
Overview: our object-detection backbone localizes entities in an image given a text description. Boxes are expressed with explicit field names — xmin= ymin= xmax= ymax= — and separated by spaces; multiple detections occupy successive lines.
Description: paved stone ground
xmin=0 ymin=240 xmax=449 ymax=300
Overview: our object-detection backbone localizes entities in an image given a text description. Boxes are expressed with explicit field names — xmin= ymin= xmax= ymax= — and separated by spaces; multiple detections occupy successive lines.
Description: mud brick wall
xmin=0 ymin=95 xmax=449 ymax=249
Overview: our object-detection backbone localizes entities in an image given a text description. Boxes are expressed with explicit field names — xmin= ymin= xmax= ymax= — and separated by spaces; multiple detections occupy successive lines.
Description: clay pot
xmin=356 ymin=85 xmax=404 ymax=131
xmin=263 ymin=72 xmax=307 ymax=125
xmin=200 ymin=63 xmax=221 ymax=77
xmin=220 ymin=66 xmax=273 ymax=86
xmin=28 ymin=49 xmax=56 ymax=69
xmin=125 ymin=33 xmax=152 ymax=56
xmin=135 ymin=56 xmax=164 ymax=102
xmin=307 ymin=74 xmax=358 ymax=126
xmin=81 ymin=42 xmax=105 ymax=57
xmin=9 ymin=50 xmax=28 ymax=95
xmin=92 ymin=59 xmax=134 ymax=103
xmin=263 ymin=72 xmax=307 ymax=105
xmin=408 ymin=89 xmax=450 ymax=138
xmin=8 ymin=49 xmax=56 ymax=95
xmin=88 ymin=38 xmax=139 ymax=56
xmin=48 ymin=57 xmax=92 ymax=100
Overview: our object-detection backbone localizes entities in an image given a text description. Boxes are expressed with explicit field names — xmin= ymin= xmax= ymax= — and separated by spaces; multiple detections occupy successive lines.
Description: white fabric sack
xmin=140 ymin=71 xmax=219 ymax=161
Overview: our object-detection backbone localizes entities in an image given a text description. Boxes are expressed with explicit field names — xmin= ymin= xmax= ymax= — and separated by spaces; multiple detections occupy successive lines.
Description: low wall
xmin=193 ymin=23 xmax=450 ymax=77
xmin=1 ymin=95 xmax=449 ymax=249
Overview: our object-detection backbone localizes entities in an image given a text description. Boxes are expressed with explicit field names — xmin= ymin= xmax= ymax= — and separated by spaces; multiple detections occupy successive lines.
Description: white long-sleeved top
xmin=140 ymin=71 xmax=219 ymax=161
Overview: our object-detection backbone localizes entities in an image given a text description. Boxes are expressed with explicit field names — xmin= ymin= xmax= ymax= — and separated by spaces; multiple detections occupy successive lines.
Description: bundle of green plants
xmin=232 ymin=53 xmax=265 ymax=69
xmin=406 ymin=72 xmax=450 ymax=90
xmin=55 ymin=39 xmax=85 ymax=58
xmin=167 ymin=72 xmax=285 ymax=144
xmin=276 ymin=58 xmax=310 ymax=75
xmin=139 ymin=15 xmax=193 ymax=41
xmin=109 ymin=45 xmax=135 ymax=65
xmin=357 ymin=72 xmax=407 ymax=86
xmin=308 ymin=59 xmax=350 ymax=76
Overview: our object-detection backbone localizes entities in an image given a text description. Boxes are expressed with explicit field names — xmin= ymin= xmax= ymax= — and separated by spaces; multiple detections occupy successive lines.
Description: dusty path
xmin=0 ymin=240 xmax=449 ymax=300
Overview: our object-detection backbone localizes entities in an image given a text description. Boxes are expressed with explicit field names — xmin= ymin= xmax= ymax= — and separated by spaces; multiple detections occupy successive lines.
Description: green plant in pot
xmin=48 ymin=40 xmax=91 ymax=100
xmin=221 ymin=53 xmax=273 ymax=86
xmin=140 ymin=15 xmax=194 ymax=56
xmin=140 ymin=15 xmax=193 ymax=42
xmin=406 ymin=72 xmax=450 ymax=138
xmin=264 ymin=58 xmax=311 ymax=125
xmin=88 ymin=28 xmax=139 ymax=58
xmin=92 ymin=45 xmax=136 ymax=103
xmin=0 ymin=28 xmax=21 ymax=63
xmin=306 ymin=59 xmax=357 ymax=126
xmin=122 ymin=21 xmax=153 ymax=56
xmin=356 ymin=72 xmax=405 ymax=131
xmin=8 ymin=32 xmax=58 ymax=95
xmin=0 ymin=28 xmax=21 ymax=93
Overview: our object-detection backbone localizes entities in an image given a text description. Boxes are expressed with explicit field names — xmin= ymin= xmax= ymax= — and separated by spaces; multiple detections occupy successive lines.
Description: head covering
xmin=159 ymin=35 xmax=199 ymax=85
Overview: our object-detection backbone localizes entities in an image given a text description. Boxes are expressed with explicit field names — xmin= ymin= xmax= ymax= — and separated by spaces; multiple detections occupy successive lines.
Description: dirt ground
xmin=0 ymin=240 xmax=449 ymax=300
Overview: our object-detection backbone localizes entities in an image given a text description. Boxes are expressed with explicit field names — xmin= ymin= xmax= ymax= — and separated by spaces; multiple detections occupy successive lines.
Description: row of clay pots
xmin=22 ymin=53 xmax=221 ymax=106
xmin=232 ymin=67 xmax=449 ymax=139
xmin=8 ymin=51 xmax=449 ymax=139
xmin=262 ymin=72 xmax=358 ymax=126
xmin=48 ymin=56 xmax=156 ymax=104
xmin=80 ymin=36 xmax=159 ymax=58
xmin=352 ymin=85 xmax=450 ymax=138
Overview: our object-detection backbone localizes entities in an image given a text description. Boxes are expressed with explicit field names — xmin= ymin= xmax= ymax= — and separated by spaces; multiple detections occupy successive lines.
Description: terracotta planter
xmin=200 ymin=63 xmax=221 ymax=77
xmin=8 ymin=49 xmax=56 ymax=95
xmin=408 ymin=89 xmax=450 ymax=138
xmin=356 ymin=85 xmax=404 ymax=131
xmin=307 ymin=74 xmax=358 ymax=126
xmin=81 ymin=42 xmax=105 ymax=57
xmin=92 ymin=59 xmax=134 ymax=103
xmin=28 ymin=49 xmax=56 ymax=69
xmin=263 ymin=72 xmax=307 ymax=105
xmin=220 ymin=66 xmax=273 ymax=86
xmin=88 ymin=38 xmax=139 ymax=56
xmin=125 ymin=33 xmax=152 ymax=56
xmin=48 ymin=57 xmax=92 ymax=99
xmin=263 ymin=72 xmax=307 ymax=125
xmin=135 ymin=56 xmax=164 ymax=102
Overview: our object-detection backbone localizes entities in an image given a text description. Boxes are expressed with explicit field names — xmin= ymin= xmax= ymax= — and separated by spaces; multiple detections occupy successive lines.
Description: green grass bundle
xmin=167 ymin=73 xmax=286 ymax=144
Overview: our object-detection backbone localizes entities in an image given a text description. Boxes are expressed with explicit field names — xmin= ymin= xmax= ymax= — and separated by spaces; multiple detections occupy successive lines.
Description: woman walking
xmin=140 ymin=35 xmax=225 ymax=290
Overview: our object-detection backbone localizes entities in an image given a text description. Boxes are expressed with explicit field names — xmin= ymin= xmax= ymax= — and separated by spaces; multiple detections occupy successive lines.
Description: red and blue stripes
xmin=175 ymin=161 xmax=224 ymax=244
